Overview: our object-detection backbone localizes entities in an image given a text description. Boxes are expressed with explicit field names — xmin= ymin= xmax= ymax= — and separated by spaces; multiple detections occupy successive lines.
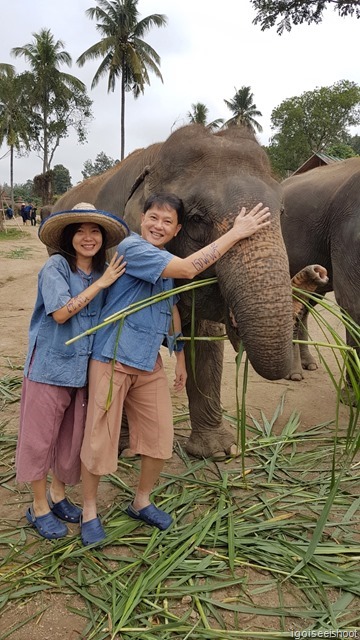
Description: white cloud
xmin=1 ymin=0 xmax=359 ymax=186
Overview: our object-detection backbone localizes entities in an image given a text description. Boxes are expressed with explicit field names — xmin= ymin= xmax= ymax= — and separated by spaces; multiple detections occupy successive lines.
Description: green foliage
xmin=326 ymin=142 xmax=357 ymax=159
xmin=268 ymin=80 xmax=360 ymax=177
xmin=0 ymin=65 xmax=30 ymax=153
xmin=11 ymin=28 xmax=93 ymax=175
xmin=187 ymin=102 xmax=224 ymax=130
xmin=0 ymin=65 xmax=32 ymax=208
xmin=0 ymin=245 xmax=32 ymax=259
xmin=224 ymin=85 xmax=263 ymax=133
xmin=2 ymin=179 xmax=36 ymax=205
xmin=77 ymin=0 xmax=167 ymax=159
xmin=81 ymin=151 xmax=118 ymax=180
xmin=251 ymin=0 xmax=360 ymax=34
xmin=348 ymin=133 xmax=360 ymax=154
xmin=52 ymin=164 xmax=72 ymax=194
xmin=0 ymin=228 xmax=25 ymax=241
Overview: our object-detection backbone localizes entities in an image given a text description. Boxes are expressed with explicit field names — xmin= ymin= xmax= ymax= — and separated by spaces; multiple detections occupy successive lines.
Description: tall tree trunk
xmin=10 ymin=145 xmax=14 ymax=213
xmin=120 ymin=69 xmax=126 ymax=161
xmin=43 ymin=101 xmax=48 ymax=174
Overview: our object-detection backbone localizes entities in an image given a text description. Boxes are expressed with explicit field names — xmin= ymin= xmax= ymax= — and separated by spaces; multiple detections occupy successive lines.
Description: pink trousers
xmin=16 ymin=377 xmax=87 ymax=484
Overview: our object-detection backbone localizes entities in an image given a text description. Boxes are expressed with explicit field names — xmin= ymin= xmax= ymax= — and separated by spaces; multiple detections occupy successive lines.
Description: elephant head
xmin=97 ymin=124 xmax=294 ymax=381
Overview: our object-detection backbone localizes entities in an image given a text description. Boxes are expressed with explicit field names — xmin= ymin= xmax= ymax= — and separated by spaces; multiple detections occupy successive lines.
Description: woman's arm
xmin=162 ymin=203 xmax=270 ymax=279
xmin=52 ymin=253 xmax=126 ymax=324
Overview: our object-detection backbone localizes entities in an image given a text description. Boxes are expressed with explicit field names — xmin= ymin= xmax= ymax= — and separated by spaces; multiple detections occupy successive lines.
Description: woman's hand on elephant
xmin=98 ymin=253 xmax=127 ymax=289
xmin=233 ymin=202 xmax=271 ymax=239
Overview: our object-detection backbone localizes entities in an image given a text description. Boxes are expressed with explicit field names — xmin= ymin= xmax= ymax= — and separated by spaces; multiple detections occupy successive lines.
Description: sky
xmin=1 ymin=0 xmax=360 ymax=187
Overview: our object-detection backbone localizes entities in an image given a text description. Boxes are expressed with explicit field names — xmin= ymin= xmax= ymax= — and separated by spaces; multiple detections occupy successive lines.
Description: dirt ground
xmin=0 ymin=217 xmax=357 ymax=639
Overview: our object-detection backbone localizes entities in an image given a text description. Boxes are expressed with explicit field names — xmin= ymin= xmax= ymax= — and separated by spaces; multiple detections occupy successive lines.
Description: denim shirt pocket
xmin=43 ymin=346 xmax=79 ymax=385
xmin=116 ymin=319 xmax=158 ymax=366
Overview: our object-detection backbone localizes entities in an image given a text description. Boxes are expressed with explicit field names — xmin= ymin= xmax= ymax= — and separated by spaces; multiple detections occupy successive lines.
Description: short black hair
xmin=143 ymin=192 xmax=185 ymax=225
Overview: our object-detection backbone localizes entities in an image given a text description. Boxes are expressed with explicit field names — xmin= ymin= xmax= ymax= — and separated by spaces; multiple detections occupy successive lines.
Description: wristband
xmin=173 ymin=332 xmax=185 ymax=352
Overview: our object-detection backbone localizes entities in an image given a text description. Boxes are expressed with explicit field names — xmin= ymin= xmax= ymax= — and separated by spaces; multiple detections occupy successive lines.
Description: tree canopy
xmin=0 ymin=64 xmax=31 ymax=210
xmin=251 ymin=1 xmax=360 ymax=34
xmin=53 ymin=164 xmax=72 ymax=194
xmin=267 ymin=80 xmax=360 ymax=177
xmin=12 ymin=28 xmax=92 ymax=179
xmin=187 ymin=103 xmax=224 ymax=130
xmin=82 ymin=151 xmax=118 ymax=179
xmin=224 ymin=86 xmax=263 ymax=133
xmin=77 ymin=0 xmax=167 ymax=160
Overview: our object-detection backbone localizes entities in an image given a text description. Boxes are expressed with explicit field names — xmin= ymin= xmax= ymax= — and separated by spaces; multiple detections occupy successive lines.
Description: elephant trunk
xmin=216 ymin=226 xmax=293 ymax=380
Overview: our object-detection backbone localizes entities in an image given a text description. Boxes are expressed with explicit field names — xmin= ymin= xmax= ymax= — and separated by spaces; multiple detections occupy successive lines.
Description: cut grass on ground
xmin=0 ymin=406 xmax=359 ymax=639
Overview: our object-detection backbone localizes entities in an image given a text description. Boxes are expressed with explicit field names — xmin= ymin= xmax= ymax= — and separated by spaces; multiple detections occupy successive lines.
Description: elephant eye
xmin=182 ymin=209 xmax=212 ymax=245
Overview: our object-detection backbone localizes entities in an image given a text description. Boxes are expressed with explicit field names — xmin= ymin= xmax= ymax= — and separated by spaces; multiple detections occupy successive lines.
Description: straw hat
xmin=38 ymin=202 xmax=129 ymax=250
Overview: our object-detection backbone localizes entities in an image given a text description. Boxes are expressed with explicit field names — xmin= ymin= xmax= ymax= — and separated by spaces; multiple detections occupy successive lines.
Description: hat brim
xmin=38 ymin=209 xmax=129 ymax=250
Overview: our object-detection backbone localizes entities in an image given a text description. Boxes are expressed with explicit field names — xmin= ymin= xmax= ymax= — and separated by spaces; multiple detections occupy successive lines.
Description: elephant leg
xmin=332 ymin=275 xmax=360 ymax=407
xmin=184 ymin=320 xmax=237 ymax=458
xmin=298 ymin=311 xmax=318 ymax=371
xmin=288 ymin=308 xmax=318 ymax=380
xmin=340 ymin=327 xmax=360 ymax=407
xmin=290 ymin=264 xmax=328 ymax=378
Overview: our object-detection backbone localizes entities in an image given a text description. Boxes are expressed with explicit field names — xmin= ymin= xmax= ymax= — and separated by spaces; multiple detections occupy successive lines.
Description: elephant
xmin=53 ymin=124 xmax=297 ymax=457
xmin=39 ymin=205 xmax=53 ymax=221
xmin=281 ymin=158 xmax=360 ymax=403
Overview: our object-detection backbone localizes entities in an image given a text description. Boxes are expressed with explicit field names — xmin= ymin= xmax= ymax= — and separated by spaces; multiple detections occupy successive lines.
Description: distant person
xmin=30 ymin=205 xmax=37 ymax=226
xmin=24 ymin=203 xmax=32 ymax=223
xmin=20 ymin=204 xmax=27 ymax=225
xmin=5 ymin=206 xmax=13 ymax=219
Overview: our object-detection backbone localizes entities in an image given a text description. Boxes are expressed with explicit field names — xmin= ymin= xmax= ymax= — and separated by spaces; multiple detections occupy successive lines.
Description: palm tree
xmin=12 ymin=29 xmax=86 ymax=174
xmin=0 ymin=64 xmax=30 ymax=214
xmin=77 ymin=0 xmax=167 ymax=160
xmin=187 ymin=102 xmax=224 ymax=130
xmin=224 ymin=86 xmax=263 ymax=133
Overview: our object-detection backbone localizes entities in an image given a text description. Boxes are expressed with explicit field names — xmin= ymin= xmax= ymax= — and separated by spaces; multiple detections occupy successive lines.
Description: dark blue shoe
xmin=125 ymin=503 xmax=173 ymax=531
xmin=26 ymin=506 xmax=68 ymax=539
xmin=47 ymin=491 xmax=82 ymax=523
xmin=80 ymin=516 xmax=106 ymax=547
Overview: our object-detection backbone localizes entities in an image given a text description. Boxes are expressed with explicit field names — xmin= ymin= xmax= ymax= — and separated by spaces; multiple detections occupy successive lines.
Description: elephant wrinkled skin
xmin=53 ymin=124 xmax=295 ymax=457
xmin=282 ymin=158 xmax=360 ymax=404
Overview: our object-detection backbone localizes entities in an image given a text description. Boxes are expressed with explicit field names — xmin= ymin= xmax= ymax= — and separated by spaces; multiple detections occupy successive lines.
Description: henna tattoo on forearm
xmin=191 ymin=243 xmax=221 ymax=271
xmin=66 ymin=294 xmax=90 ymax=314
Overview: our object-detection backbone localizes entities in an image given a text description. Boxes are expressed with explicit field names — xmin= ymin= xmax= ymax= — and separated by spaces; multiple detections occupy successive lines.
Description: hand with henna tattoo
xmin=52 ymin=253 xmax=126 ymax=325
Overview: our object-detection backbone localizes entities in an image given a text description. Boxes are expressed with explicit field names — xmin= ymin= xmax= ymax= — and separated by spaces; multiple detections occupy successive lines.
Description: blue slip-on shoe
xmin=47 ymin=491 xmax=82 ymax=523
xmin=125 ymin=503 xmax=173 ymax=531
xmin=26 ymin=506 xmax=68 ymax=540
xmin=80 ymin=515 xmax=106 ymax=547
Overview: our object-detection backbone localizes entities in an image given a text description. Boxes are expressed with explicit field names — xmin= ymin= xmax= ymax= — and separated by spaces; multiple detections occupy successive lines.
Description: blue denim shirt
xmin=92 ymin=233 xmax=178 ymax=371
xmin=24 ymin=254 xmax=106 ymax=387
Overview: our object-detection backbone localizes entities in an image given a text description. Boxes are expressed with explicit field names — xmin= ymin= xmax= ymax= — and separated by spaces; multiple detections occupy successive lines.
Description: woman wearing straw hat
xmin=15 ymin=202 xmax=128 ymax=540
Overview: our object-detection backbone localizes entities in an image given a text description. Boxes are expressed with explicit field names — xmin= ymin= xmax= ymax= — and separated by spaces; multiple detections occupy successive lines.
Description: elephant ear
xmin=124 ymin=166 xmax=151 ymax=232
xmin=125 ymin=166 xmax=150 ymax=205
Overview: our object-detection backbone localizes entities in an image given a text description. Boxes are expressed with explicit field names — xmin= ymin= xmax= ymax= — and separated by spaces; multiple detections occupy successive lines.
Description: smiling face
xmin=71 ymin=222 xmax=103 ymax=260
xmin=140 ymin=204 xmax=182 ymax=249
